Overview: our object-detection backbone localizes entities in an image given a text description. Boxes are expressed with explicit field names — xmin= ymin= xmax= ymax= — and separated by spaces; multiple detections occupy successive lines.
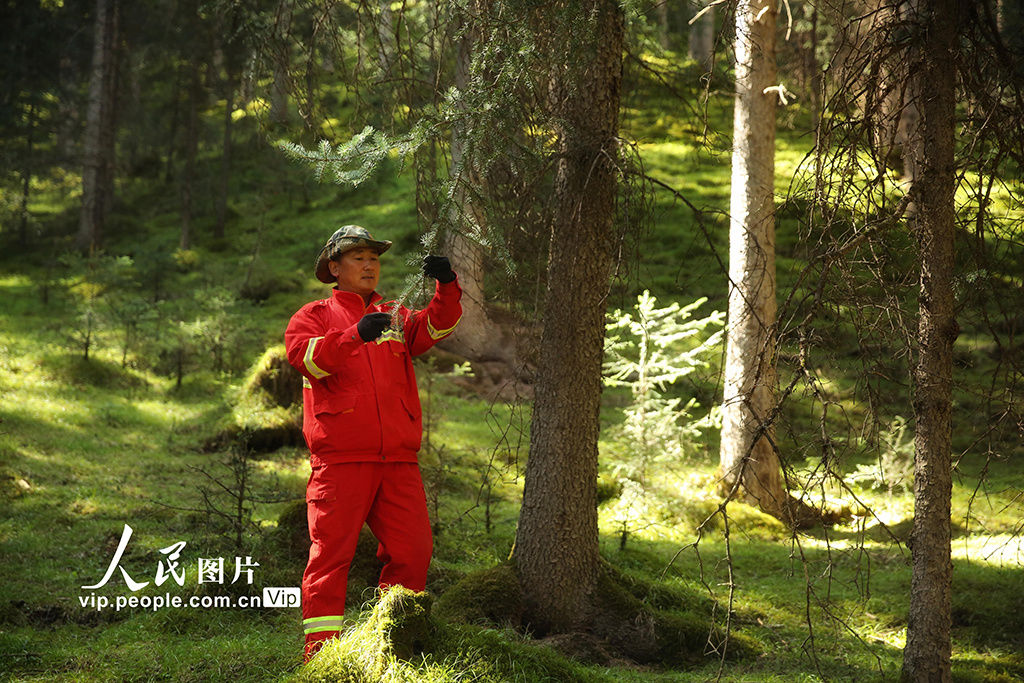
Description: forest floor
xmin=2 ymin=69 xmax=1024 ymax=681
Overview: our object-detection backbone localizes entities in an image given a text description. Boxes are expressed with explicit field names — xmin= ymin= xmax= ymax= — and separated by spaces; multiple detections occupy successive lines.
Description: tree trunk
xmin=377 ymin=0 xmax=397 ymax=74
xmin=57 ymin=55 xmax=80 ymax=164
xmin=656 ymin=1 xmax=670 ymax=49
xmin=719 ymin=0 xmax=789 ymax=520
xmin=516 ymin=0 xmax=623 ymax=635
xmin=864 ymin=0 xmax=920 ymax=189
xmin=901 ymin=2 xmax=959 ymax=681
xmin=76 ymin=0 xmax=118 ymax=253
xmin=165 ymin=64 xmax=182 ymax=182
xmin=18 ymin=102 xmax=35 ymax=247
xmin=180 ymin=58 xmax=200 ymax=250
xmin=443 ymin=2 xmax=498 ymax=360
xmin=215 ymin=74 xmax=234 ymax=242
xmin=688 ymin=2 xmax=715 ymax=72
xmin=270 ymin=0 xmax=292 ymax=126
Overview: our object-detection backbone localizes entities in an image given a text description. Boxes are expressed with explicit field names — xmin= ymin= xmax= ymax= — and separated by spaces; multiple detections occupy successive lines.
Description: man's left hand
xmin=422 ymin=255 xmax=456 ymax=284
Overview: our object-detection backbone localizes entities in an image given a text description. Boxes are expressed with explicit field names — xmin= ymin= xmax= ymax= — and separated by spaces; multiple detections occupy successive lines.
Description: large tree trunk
xmin=901 ymin=2 xmax=959 ymax=681
xmin=867 ymin=0 xmax=921 ymax=190
xmin=76 ymin=0 xmax=119 ymax=253
xmin=443 ymin=2 xmax=498 ymax=360
xmin=516 ymin=0 xmax=623 ymax=635
xmin=719 ymin=0 xmax=790 ymax=521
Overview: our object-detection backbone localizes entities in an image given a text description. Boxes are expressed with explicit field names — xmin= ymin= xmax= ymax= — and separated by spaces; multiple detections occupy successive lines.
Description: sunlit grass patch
xmin=951 ymin=534 xmax=1024 ymax=566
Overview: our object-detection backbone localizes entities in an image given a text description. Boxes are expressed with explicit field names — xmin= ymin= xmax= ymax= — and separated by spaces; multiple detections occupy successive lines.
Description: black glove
xmin=422 ymin=255 xmax=456 ymax=284
xmin=356 ymin=312 xmax=391 ymax=342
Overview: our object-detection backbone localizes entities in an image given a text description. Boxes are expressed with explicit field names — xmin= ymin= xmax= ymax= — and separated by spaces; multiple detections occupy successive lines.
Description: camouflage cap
xmin=314 ymin=225 xmax=392 ymax=283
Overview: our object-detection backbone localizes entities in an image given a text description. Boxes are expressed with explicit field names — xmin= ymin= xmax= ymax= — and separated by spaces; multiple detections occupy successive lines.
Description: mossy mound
xmin=299 ymin=588 xmax=433 ymax=682
xmin=202 ymin=345 xmax=304 ymax=453
xmin=242 ymin=344 xmax=302 ymax=408
xmin=39 ymin=353 xmax=149 ymax=390
xmin=587 ymin=562 xmax=758 ymax=667
xmin=434 ymin=560 xmax=758 ymax=670
xmin=275 ymin=499 xmax=310 ymax=561
xmin=300 ymin=588 xmax=593 ymax=683
xmin=432 ymin=564 xmax=523 ymax=628
xmin=200 ymin=411 xmax=303 ymax=454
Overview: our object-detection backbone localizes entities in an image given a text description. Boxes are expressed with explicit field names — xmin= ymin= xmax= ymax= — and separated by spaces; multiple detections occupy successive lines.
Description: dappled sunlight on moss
xmin=951 ymin=534 xmax=1024 ymax=566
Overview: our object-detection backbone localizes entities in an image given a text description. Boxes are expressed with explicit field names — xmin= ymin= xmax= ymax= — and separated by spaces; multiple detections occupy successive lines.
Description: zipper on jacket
xmin=365 ymin=303 xmax=387 ymax=461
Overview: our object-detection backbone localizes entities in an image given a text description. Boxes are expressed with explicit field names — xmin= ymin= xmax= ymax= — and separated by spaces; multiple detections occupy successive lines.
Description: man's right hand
xmin=357 ymin=312 xmax=391 ymax=342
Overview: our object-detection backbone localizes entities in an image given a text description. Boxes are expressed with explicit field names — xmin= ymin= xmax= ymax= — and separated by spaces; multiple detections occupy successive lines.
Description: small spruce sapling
xmin=602 ymin=291 xmax=724 ymax=548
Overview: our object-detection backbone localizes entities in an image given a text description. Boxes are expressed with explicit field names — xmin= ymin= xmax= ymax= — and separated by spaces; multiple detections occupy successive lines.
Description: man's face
xmin=329 ymin=247 xmax=380 ymax=298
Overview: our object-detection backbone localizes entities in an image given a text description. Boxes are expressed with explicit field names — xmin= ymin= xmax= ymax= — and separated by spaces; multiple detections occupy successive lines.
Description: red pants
xmin=301 ymin=461 xmax=432 ymax=659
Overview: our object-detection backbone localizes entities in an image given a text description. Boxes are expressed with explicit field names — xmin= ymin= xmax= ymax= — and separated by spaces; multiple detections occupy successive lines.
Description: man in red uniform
xmin=284 ymin=225 xmax=462 ymax=661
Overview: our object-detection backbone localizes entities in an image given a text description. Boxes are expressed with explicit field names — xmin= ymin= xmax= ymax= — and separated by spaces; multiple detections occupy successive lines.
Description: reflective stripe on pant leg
xmin=303 ymin=615 xmax=345 ymax=634
xmin=301 ymin=463 xmax=384 ymax=626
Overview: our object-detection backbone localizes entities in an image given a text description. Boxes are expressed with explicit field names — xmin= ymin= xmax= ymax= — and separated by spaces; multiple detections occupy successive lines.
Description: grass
xmin=2 ymin=60 xmax=1023 ymax=683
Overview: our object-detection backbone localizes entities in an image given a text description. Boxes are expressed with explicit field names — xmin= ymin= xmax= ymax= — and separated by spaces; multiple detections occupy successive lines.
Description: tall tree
xmin=515 ymin=0 xmax=624 ymax=633
xmin=901 ymin=1 xmax=960 ymax=680
xmin=269 ymin=0 xmax=292 ymax=126
xmin=180 ymin=41 xmax=201 ymax=250
xmin=688 ymin=1 xmax=715 ymax=72
xmin=442 ymin=0 xmax=499 ymax=360
xmin=76 ymin=0 xmax=120 ymax=253
xmin=719 ymin=0 xmax=792 ymax=521
xmin=214 ymin=5 xmax=246 ymax=242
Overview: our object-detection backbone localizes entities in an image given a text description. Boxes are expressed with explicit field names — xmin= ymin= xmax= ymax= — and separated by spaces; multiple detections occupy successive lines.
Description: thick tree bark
xmin=516 ymin=0 xmax=623 ymax=635
xmin=443 ymin=2 xmax=498 ymax=360
xmin=720 ymin=0 xmax=791 ymax=520
xmin=76 ymin=0 xmax=119 ymax=253
xmin=901 ymin=2 xmax=959 ymax=681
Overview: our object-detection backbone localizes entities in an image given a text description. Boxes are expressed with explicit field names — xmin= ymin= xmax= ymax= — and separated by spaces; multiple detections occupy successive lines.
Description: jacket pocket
xmin=396 ymin=395 xmax=422 ymax=452
xmin=306 ymin=469 xmax=336 ymax=503
xmin=305 ymin=468 xmax=336 ymax=542
xmin=311 ymin=393 xmax=380 ymax=456
xmin=399 ymin=395 xmax=420 ymax=423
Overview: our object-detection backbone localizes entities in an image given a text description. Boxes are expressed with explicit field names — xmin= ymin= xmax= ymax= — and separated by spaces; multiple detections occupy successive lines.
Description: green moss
xmin=592 ymin=562 xmax=759 ymax=667
xmin=242 ymin=344 xmax=302 ymax=408
xmin=38 ymin=353 xmax=150 ymax=390
xmin=299 ymin=588 xmax=434 ymax=682
xmin=433 ymin=563 xmax=523 ymax=628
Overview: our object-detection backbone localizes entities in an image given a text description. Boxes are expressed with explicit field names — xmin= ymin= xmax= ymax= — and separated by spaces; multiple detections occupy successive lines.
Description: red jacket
xmin=285 ymin=279 xmax=462 ymax=464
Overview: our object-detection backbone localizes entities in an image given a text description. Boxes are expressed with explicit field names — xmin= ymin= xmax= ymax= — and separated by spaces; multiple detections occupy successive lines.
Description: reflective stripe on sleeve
xmin=303 ymin=337 xmax=330 ymax=379
xmin=426 ymin=314 xmax=461 ymax=340
xmin=303 ymin=615 xmax=345 ymax=634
